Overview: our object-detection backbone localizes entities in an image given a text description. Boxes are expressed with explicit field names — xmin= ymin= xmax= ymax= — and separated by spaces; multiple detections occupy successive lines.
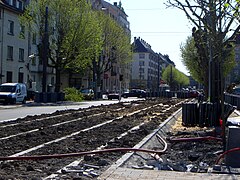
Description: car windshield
xmin=0 ymin=85 xmax=16 ymax=93
xmin=233 ymin=88 xmax=240 ymax=94
xmin=80 ymin=89 xmax=92 ymax=94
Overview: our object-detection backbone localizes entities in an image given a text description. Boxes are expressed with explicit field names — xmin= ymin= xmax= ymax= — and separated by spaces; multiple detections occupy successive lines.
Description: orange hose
xmin=215 ymin=147 xmax=240 ymax=165
xmin=0 ymin=147 xmax=166 ymax=161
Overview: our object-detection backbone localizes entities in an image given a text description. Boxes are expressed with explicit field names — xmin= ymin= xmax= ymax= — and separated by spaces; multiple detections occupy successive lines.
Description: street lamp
xmin=42 ymin=6 xmax=49 ymax=93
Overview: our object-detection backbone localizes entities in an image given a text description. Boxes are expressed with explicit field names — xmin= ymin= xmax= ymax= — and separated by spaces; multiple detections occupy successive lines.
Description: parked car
xmin=122 ymin=89 xmax=146 ymax=98
xmin=108 ymin=91 xmax=121 ymax=100
xmin=232 ymin=86 xmax=240 ymax=95
xmin=80 ymin=89 xmax=94 ymax=100
xmin=189 ymin=90 xmax=200 ymax=98
xmin=0 ymin=83 xmax=27 ymax=104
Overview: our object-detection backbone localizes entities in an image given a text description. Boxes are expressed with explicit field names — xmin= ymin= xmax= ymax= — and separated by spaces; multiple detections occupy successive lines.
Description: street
xmin=0 ymin=98 xmax=182 ymax=179
xmin=0 ymin=98 xmax=144 ymax=122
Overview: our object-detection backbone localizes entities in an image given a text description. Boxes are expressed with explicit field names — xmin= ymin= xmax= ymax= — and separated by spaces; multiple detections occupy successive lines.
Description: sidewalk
xmin=99 ymin=167 xmax=240 ymax=180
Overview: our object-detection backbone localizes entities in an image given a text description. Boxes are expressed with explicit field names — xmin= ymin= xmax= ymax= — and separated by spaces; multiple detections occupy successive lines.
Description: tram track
xmin=0 ymin=98 xmax=183 ymax=179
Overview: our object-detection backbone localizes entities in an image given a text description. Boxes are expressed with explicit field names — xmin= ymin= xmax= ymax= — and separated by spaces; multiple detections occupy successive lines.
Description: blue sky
xmin=106 ymin=0 xmax=192 ymax=75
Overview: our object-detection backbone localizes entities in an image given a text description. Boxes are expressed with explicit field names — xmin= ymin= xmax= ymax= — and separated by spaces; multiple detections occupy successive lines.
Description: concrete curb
xmin=99 ymin=108 xmax=182 ymax=179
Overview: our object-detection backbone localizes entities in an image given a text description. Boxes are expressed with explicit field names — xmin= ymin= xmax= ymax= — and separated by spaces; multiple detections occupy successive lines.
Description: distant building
xmin=131 ymin=37 xmax=156 ymax=92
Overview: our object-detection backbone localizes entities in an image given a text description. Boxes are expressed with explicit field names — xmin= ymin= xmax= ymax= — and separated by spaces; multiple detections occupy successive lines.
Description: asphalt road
xmin=0 ymin=98 xmax=143 ymax=122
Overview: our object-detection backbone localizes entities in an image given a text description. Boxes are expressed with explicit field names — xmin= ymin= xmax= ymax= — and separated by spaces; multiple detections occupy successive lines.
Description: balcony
xmin=29 ymin=65 xmax=55 ymax=74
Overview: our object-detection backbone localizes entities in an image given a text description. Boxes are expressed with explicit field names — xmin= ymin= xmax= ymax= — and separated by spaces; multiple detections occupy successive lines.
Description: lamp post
xmin=42 ymin=6 xmax=49 ymax=93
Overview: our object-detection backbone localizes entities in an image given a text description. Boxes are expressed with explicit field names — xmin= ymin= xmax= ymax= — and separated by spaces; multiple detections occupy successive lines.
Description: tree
xmin=166 ymin=0 xmax=240 ymax=100
xmin=180 ymin=36 xmax=235 ymax=96
xmin=92 ymin=11 xmax=132 ymax=98
xmin=20 ymin=0 xmax=102 ymax=92
xmin=166 ymin=0 xmax=240 ymax=149
xmin=162 ymin=65 xmax=189 ymax=90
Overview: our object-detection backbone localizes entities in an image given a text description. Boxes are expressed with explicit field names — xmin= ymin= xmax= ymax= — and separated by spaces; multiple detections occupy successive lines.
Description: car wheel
xmin=22 ymin=98 xmax=26 ymax=104
xmin=123 ymin=95 xmax=127 ymax=98
xmin=11 ymin=98 xmax=16 ymax=104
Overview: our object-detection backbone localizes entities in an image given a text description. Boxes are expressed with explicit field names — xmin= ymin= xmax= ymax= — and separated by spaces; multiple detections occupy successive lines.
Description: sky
xmin=106 ymin=0 xmax=193 ymax=75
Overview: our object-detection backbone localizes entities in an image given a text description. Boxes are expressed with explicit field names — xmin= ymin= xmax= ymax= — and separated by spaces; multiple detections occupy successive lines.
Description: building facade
xmin=131 ymin=37 xmax=175 ymax=93
xmin=63 ymin=1 xmax=131 ymax=95
xmin=131 ymin=37 xmax=160 ymax=92
xmin=0 ymin=0 xmax=56 ymax=92
xmin=98 ymin=1 xmax=131 ymax=93
xmin=0 ymin=0 xmax=29 ymax=85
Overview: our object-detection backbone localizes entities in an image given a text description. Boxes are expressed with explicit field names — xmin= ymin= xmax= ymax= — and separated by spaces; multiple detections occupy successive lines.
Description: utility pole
xmin=42 ymin=6 xmax=49 ymax=93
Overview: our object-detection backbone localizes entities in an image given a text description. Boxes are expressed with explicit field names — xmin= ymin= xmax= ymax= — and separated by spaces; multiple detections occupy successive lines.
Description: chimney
xmin=114 ymin=2 xmax=117 ymax=6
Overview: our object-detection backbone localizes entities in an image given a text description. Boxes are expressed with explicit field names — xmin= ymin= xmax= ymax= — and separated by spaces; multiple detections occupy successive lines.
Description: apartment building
xmin=131 ymin=37 xmax=175 ymax=93
xmin=0 ymin=0 xmax=28 ymax=85
xmin=0 ymin=0 xmax=131 ymax=94
xmin=0 ymin=0 xmax=55 ymax=92
xmin=99 ymin=1 xmax=131 ymax=93
xmin=65 ymin=1 xmax=131 ymax=94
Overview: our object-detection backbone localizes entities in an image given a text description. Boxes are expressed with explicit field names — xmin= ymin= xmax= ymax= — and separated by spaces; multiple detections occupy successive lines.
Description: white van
xmin=0 ymin=83 xmax=27 ymax=104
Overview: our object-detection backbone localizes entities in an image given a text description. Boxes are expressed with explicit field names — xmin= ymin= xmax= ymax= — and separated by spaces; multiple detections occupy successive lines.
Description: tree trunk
xmin=92 ymin=59 xmax=97 ymax=99
xmin=55 ymin=67 xmax=61 ymax=93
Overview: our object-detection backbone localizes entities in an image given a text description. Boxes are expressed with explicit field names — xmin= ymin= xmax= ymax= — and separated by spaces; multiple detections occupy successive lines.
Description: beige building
xmin=0 ymin=0 xmax=55 ymax=93
xmin=0 ymin=0 xmax=29 ymax=84
xmin=100 ymin=1 xmax=131 ymax=93
xmin=0 ymin=0 xmax=131 ymax=95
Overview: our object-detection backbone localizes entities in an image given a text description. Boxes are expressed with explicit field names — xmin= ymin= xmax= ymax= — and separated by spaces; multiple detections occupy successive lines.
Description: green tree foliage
xmin=91 ymin=11 xmax=132 ymax=96
xmin=162 ymin=65 xmax=189 ymax=90
xmin=20 ymin=0 xmax=102 ymax=92
xmin=181 ymin=36 xmax=236 ymax=94
xmin=96 ymin=11 xmax=132 ymax=70
xmin=64 ymin=87 xmax=83 ymax=102
xmin=180 ymin=36 xmax=201 ymax=83
xmin=166 ymin=0 xmax=240 ymax=100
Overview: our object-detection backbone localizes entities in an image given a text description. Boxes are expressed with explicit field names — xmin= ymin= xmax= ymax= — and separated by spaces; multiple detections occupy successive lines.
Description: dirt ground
xmin=0 ymin=98 xmax=229 ymax=179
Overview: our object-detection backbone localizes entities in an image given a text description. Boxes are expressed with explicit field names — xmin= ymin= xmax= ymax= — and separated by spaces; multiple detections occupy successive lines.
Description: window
xmin=6 ymin=71 xmax=12 ymax=83
xmin=17 ymin=0 xmax=23 ymax=10
xmin=139 ymin=53 xmax=145 ymax=59
xmin=19 ymin=48 xmax=24 ymax=62
xmin=19 ymin=25 xmax=25 ymax=39
xmin=51 ymin=77 xmax=54 ymax=85
xmin=13 ymin=0 xmax=16 ymax=7
xmin=139 ymin=61 xmax=145 ymax=66
xmin=139 ymin=75 xmax=144 ymax=80
xmin=149 ymin=54 xmax=152 ymax=60
xmin=8 ymin=20 xmax=14 ymax=35
xmin=32 ymin=33 xmax=36 ymax=44
xmin=7 ymin=46 xmax=13 ymax=60
xmin=139 ymin=68 xmax=144 ymax=73
xmin=7 ymin=0 xmax=13 ymax=5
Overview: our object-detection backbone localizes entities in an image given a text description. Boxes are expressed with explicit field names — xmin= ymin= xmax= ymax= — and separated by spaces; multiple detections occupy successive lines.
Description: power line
xmin=125 ymin=8 xmax=164 ymax=11
xmin=132 ymin=31 xmax=190 ymax=34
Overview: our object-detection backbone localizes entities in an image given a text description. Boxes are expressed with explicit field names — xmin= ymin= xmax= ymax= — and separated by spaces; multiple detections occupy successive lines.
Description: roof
xmin=0 ymin=0 xmax=25 ymax=14
xmin=1 ymin=83 xmax=19 ymax=86
xmin=133 ymin=37 xmax=155 ymax=54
